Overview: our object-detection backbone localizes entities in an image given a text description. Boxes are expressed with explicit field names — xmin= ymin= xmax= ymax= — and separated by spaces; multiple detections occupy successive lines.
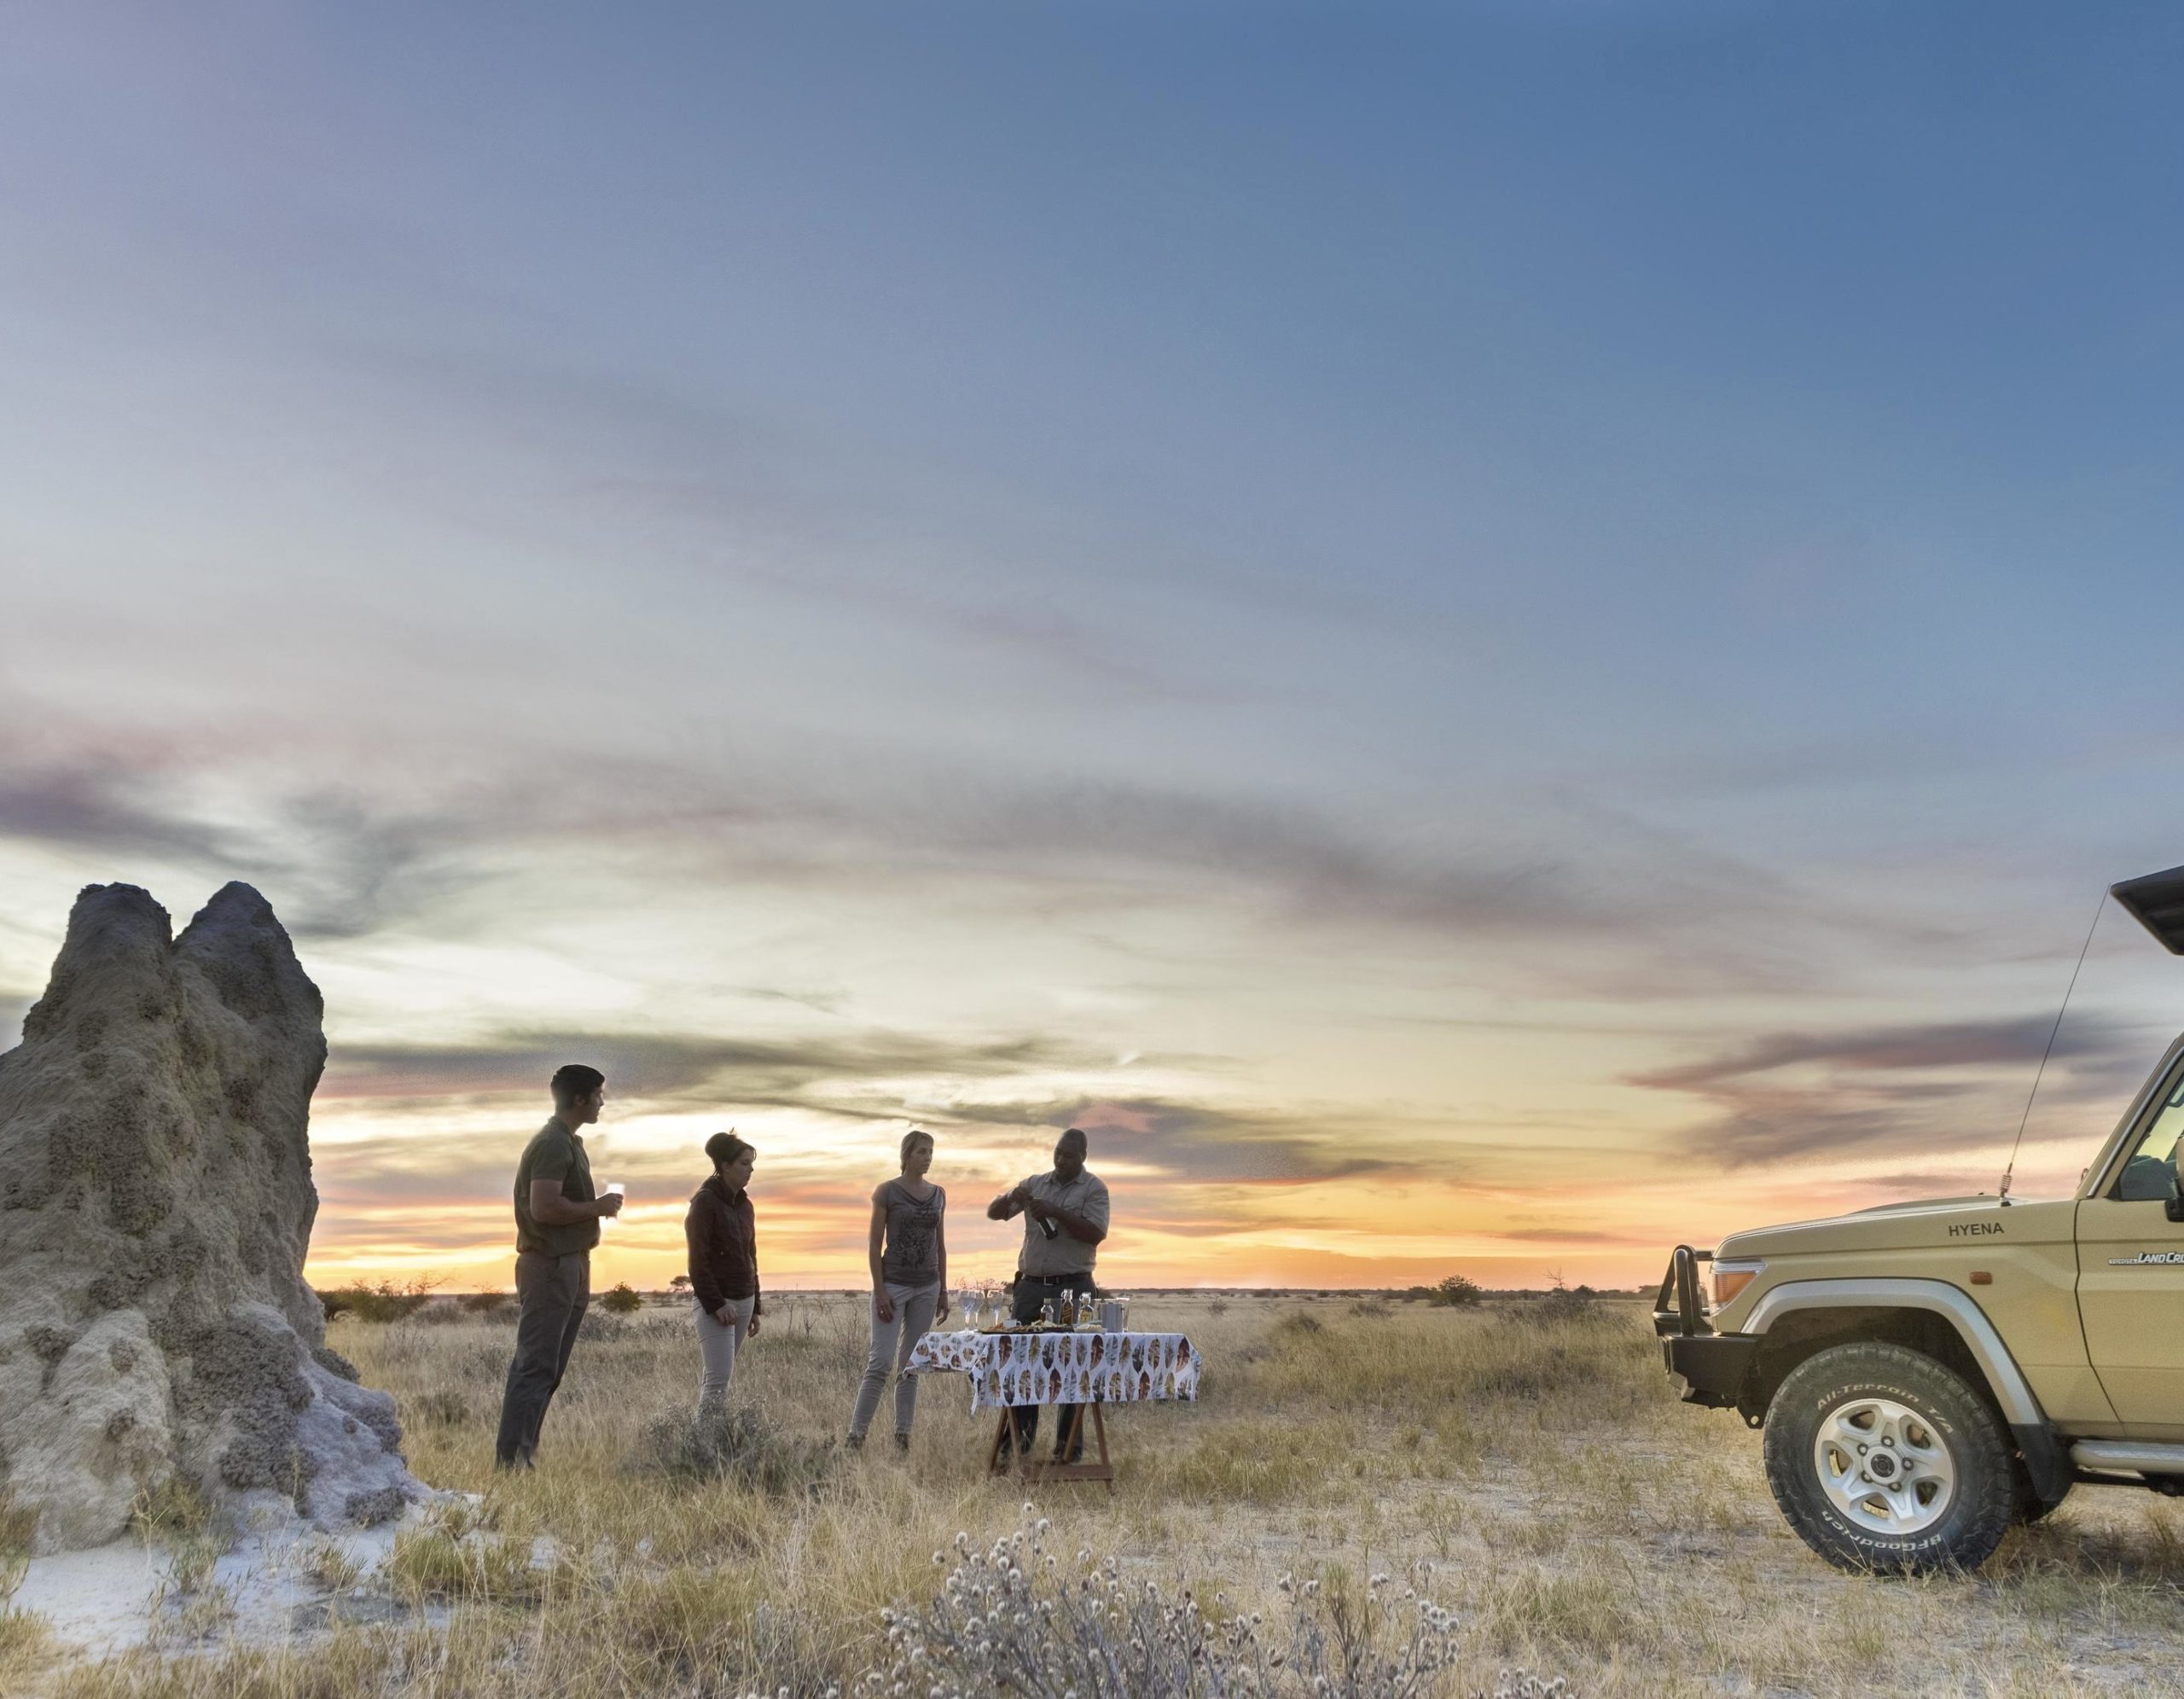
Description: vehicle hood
xmin=1715 ymin=1193 xmax=2071 ymax=1261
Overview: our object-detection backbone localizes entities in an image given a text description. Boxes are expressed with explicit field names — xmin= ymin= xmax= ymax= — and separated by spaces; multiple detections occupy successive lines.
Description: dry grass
xmin=24 ymin=1294 xmax=2184 ymax=1695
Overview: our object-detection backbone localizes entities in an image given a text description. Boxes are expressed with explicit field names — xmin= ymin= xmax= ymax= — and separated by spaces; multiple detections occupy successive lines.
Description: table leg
xmin=986 ymin=1400 xmax=1114 ymax=1487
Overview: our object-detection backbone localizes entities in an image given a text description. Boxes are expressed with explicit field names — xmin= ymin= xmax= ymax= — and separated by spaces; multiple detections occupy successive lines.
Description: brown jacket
xmin=685 ymin=1173 xmax=761 ymax=1315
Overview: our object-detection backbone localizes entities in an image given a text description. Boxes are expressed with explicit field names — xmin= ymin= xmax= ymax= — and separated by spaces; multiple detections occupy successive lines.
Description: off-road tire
xmin=1763 ymin=1342 xmax=2016 ymax=1575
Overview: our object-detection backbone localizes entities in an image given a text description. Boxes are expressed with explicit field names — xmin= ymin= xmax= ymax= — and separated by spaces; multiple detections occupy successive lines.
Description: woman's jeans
xmin=848 ymin=1281 xmax=940 ymax=1439
xmin=694 ymin=1295 xmax=756 ymax=1417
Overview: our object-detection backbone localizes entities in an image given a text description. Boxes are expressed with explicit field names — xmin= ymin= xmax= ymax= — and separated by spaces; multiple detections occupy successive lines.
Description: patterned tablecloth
xmin=905 ymin=1330 xmax=1202 ymax=1412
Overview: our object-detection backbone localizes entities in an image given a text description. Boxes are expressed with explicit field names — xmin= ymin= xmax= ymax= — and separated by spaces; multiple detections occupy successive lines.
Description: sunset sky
xmin=7 ymin=4 xmax=2184 ymax=1293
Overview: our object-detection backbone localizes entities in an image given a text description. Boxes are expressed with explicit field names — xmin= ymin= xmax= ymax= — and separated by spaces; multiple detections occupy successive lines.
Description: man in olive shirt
xmin=988 ymin=1126 xmax=1110 ymax=1462
xmin=493 ymin=1063 xmax=624 ymax=1469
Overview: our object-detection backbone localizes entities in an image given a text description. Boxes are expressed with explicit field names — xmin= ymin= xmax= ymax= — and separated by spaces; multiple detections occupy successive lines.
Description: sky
xmin=6 ymin=2 xmax=2184 ymax=1293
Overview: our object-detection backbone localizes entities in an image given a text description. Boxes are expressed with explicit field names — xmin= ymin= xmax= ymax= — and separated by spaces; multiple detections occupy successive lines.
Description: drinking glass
xmin=601 ymin=1181 xmax=625 ymax=1230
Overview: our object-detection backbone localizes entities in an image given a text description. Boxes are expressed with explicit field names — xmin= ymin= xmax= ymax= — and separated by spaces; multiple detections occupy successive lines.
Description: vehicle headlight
xmin=1711 ymin=1260 xmax=1765 ymax=1309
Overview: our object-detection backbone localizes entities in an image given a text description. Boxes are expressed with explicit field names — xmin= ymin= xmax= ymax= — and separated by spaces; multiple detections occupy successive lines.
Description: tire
xmin=1762 ymin=1341 xmax=2016 ymax=1575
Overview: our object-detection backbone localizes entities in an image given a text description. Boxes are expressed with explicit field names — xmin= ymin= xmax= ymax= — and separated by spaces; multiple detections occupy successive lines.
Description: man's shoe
xmin=893 ymin=1433 xmax=910 ymax=1453
xmin=845 ymin=1434 xmax=864 ymax=1452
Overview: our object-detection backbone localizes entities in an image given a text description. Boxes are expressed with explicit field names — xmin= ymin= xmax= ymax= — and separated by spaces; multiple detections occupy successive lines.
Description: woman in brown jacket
xmin=685 ymin=1131 xmax=761 ymax=1417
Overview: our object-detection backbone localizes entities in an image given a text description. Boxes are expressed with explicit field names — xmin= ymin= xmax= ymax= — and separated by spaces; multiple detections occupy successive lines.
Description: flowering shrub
xmin=845 ymin=1510 xmax=1566 ymax=1699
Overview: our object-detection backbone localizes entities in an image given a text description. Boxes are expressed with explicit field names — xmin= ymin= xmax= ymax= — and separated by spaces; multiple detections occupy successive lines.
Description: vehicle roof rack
xmin=2111 ymin=864 xmax=2184 ymax=955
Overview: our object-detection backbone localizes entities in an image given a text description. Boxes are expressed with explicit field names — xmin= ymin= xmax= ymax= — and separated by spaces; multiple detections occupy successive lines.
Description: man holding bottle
xmin=493 ymin=1062 xmax=625 ymax=1469
xmin=987 ymin=1126 xmax=1110 ymax=1462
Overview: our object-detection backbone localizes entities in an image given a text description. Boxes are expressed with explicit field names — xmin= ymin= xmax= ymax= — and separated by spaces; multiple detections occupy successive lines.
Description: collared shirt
xmin=1015 ymin=1167 xmax=1110 ymax=1277
xmin=513 ymin=1118 xmax=599 ymax=1257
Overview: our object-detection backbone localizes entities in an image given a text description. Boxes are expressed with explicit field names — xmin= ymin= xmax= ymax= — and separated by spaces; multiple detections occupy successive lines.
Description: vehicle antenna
xmin=1999 ymin=891 xmax=2107 ymax=1204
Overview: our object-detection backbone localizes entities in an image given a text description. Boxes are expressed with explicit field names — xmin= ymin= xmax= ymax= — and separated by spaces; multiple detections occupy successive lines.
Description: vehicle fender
xmin=1741 ymin=1277 xmax=2048 ymax=1428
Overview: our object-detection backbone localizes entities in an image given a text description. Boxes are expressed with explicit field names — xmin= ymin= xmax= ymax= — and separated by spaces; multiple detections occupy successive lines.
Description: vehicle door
xmin=2078 ymin=1059 xmax=2184 ymax=1434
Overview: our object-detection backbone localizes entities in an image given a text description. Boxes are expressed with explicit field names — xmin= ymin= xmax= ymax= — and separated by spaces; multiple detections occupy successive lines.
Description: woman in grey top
xmin=847 ymin=1129 xmax=949 ymax=1450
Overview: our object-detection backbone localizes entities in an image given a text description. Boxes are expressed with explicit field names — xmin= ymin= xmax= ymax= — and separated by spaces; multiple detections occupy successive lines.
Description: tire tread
xmin=1762 ymin=1341 xmax=2016 ymax=1575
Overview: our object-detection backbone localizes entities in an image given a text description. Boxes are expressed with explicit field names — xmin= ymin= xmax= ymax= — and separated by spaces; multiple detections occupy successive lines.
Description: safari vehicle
xmin=1657 ymin=864 xmax=2184 ymax=1574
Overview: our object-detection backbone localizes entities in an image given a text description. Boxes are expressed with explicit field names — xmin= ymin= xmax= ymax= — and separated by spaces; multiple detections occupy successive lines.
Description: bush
xmin=318 ymin=1278 xmax=437 ymax=1324
xmin=869 ymin=1512 xmax=1515 ymax=1698
xmin=1430 ymin=1276 xmax=1484 ymax=1309
xmin=1531 ymin=1280 xmax=1598 ymax=1324
xmin=600 ymin=1282 xmax=645 ymax=1316
xmin=636 ymin=1405 xmax=833 ymax=1497
xmin=457 ymin=1290 xmax=511 ymax=1317
xmin=410 ymin=1388 xmax=472 ymax=1428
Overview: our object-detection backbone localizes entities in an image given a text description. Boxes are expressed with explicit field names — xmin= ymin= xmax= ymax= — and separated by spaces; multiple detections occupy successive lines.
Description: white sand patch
xmin=14 ymin=1504 xmax=434 ymax=1658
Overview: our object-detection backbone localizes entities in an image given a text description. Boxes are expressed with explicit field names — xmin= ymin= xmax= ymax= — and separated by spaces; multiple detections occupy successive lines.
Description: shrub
xmin=600 ymin=1282 xmax=645 ymax=1316
xmin=636 ymin=1404 xmax=834 ymax=1497
xmin=457 ymin=1290 xmax=511 ymax=1317
xmin=1430 ymin=1276 xmax=1484 ymax=1309
xmin=131 ymin=1475 xmax=219 ymax=1542
xmin=410 ymin=1388 xmax=472 ymax=1428
xmin=1532 ymin=1281 xmax=1597 ymax=1324
xmin=388 ymin=1528 xmax=544 ymax=1606
xmin=868 ymin=1513 xmax=1514 ymax=1698
xmin=317 ymin=1278 xmax=437 ymax=1324
xmin=579 ymin=1310 xmax=631 ymax=1343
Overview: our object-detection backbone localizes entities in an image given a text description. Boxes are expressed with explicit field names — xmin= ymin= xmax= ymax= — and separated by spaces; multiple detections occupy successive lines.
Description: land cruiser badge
xmin=2108 ymin=1251 xmax=2184 ymax=1266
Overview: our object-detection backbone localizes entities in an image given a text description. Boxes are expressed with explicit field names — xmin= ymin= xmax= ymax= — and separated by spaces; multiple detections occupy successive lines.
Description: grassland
xmin=11 ymin=1293 xmax=2184 ymax=1696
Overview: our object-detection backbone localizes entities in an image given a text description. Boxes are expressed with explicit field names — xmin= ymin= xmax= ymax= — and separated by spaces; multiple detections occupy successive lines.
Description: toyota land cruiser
xmin=1657 ymin=863 xmax=2184 ymax=1572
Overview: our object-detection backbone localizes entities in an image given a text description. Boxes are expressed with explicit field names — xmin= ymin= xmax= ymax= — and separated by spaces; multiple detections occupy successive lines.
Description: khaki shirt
xmin=513 ymin=1119 xmax=599 ymax=1257
xmin=1015 ymin=1168 xmax=1110 ymax=1278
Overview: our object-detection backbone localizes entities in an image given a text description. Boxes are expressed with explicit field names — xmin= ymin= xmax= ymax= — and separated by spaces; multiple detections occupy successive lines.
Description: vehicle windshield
xmin=2111 ymin=1068 xmax=2184 ymax=1201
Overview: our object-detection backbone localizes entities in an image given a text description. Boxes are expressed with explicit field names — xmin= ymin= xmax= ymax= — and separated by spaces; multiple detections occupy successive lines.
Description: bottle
xmin=1060 ymin=1289 xmax=1077 ymax=1328
xmin=1037 ymin=1212 xmax=1060 ymax=1241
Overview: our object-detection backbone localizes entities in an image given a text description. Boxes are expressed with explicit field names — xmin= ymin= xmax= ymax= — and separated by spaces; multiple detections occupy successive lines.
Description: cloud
xmin=0 ymin=761 xmax=236 ymax=864
xmin=925 ymin=1090 xmax=1443 ymax=1187
xmin=0 ymin=702 xmax=1926 ymax=1001
xmin=1633 ymin=1012 xmax=2148 ymax=1168
xmin=323 ymin=1027 xmax=1112 ymax=1109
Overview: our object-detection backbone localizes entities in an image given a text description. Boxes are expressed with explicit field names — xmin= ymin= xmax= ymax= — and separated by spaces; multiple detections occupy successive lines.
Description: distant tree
xmin=1430 ymin=1275 xmax=1484 ymax=1309
xmin=669 ymin=1273 xmax=691 ymax=1294
xmin=600 ymin=1282 xmax=644 ymax=1316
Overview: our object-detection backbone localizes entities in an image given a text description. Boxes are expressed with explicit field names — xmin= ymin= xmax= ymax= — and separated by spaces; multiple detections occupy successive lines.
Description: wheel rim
xmin=1812 ymin=1395 xmax=1956 ymax=1536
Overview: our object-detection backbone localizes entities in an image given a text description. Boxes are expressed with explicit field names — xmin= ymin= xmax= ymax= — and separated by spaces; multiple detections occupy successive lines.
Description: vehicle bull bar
xmin=1653 ymin=1243 xmax=1758 ymax=1411
xmin=1653 ymin=1244 xmax=1711 ymax=1339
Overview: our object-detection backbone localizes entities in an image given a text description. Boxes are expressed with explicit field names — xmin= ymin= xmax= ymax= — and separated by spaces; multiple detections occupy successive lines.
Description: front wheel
xmin=1762 ymin=1342 xmax=2015 ymax=1574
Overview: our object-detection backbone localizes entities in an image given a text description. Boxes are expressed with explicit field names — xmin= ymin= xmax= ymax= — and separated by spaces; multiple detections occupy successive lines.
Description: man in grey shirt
xmin=493 ymin=1062 xmax=624 ymax=1469
xmin=987 ymin=1126 xmax=1110 ymax=1461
